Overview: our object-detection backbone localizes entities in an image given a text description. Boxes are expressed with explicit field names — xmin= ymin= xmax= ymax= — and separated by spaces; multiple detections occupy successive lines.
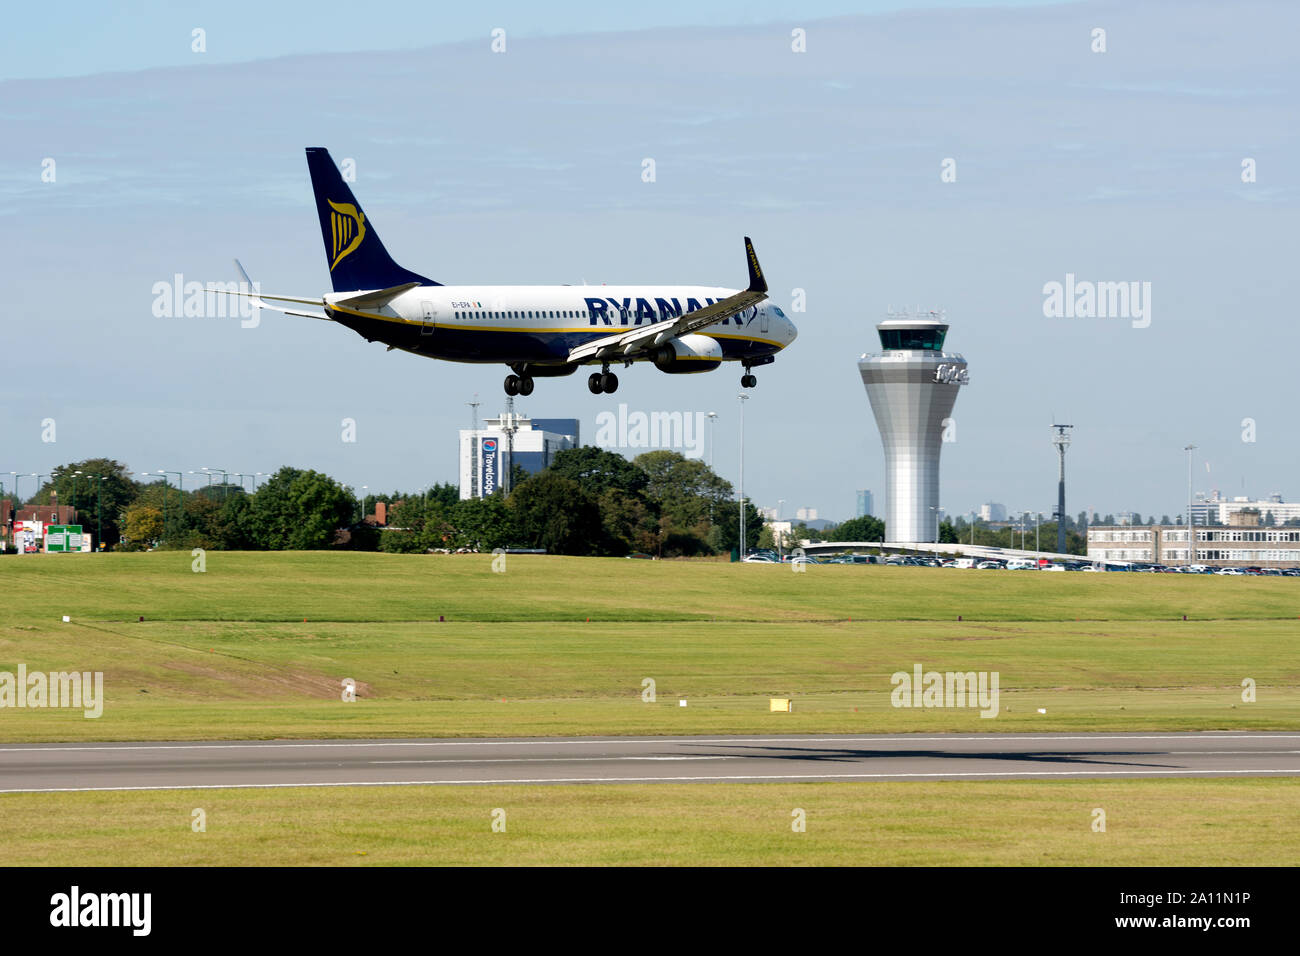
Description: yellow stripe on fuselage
xmin=326 ymin=303 xmax=786 ymax=348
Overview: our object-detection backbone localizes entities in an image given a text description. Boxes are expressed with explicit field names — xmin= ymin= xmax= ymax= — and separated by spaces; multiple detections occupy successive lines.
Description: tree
xmin=122 ymin=505 xmax=163 ymax=548
xmin=596 ymin=487 xmax=659 ymax=556
xmin=938 ymin=520 xmax=959 ymax=544
xmin=249 ymin=467 xmax=354 ymax=549
xmin=450 ymin=496 xmax=517 ymax=550
xmin=423 ymin=482 xmax=460 ymax=509
xmin=826 ymin=515 xmax=885 ymax=542
xmin=548 ymin=446 xmax=650 ymax=498
xmin=713 ymin=498 xmax=764 ymax=554
xmin=632 ymin=450 xmax=732 ymax=553
xmin=37 ymin=459 xmax=139 ymax=546
xmin=509 ymin=472 xmax=604 ymax=555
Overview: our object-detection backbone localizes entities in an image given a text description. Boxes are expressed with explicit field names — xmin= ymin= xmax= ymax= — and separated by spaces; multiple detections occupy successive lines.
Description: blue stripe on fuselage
xmin=332 ymin=313 xmax=779 ymax=363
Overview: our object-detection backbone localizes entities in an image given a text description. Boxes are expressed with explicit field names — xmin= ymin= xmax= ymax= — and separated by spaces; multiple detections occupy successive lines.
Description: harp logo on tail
xmin=328 ymin=199 xmax=366 ymax=271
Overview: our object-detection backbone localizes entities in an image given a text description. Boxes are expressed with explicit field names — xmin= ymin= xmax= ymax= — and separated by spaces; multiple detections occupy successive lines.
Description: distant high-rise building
xmin=795 ymin=507 xmax=818 ymax=522
xmin=856 ymin=490 xmax=874 ymax=518
xmin=459 ymin=413 xmax=579 ymax=499
xmin=979 ymin=502 xmax=1007 ymax=523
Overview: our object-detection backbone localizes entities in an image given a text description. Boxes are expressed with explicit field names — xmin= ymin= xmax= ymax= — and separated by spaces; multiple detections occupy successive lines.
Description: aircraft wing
xmin=565 ymin=237 xmax=769 ymax=366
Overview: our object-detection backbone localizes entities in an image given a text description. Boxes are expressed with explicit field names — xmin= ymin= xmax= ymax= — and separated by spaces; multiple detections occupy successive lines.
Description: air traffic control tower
xmin=858 ymin=311 xmax=967 ymax=543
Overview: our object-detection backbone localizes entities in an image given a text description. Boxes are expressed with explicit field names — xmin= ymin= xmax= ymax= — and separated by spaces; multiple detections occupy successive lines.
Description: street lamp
xmin=81 ymin=473 xmax=107 ymax=551
xmin=1035 ymin=512 xmax=1042 ymax=555
xmin=202 ymin=467 xmax=230 ymax=500
xmin=737 ymin=394 xmax=749 ymax=557
xmin=159 ymin=471 xmax=183 ymax=541
xmin=1184 ymin=444 xmax=1196 ymax=567
xmin=707 ymin=411 xmax=718 ymax=469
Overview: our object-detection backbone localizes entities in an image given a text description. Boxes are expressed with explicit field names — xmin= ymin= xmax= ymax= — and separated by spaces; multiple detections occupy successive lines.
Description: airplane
xmin=226 ymin=147 xmax=798 ymax=396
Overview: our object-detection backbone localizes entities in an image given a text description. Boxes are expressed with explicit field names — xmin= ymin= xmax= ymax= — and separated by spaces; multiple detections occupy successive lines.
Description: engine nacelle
xmin=651 ymin=334 xmax=723 ymax=374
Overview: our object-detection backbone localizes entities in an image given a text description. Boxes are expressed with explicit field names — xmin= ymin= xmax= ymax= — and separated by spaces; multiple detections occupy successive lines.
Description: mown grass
xmin=2 ymin=779 xmax=1296 ymax=866
xmin=0 ymin=553 xmax=1296 ymax=740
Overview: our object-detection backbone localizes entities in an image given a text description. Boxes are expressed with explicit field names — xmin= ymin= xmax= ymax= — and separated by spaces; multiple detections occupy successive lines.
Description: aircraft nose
xmin=785 ymin=314 xmax=798 ymax=345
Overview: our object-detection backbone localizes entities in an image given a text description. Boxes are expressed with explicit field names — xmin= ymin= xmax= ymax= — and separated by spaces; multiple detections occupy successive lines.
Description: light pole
xmin=1051 ymin=424 xmax=1073 ymax=555
xmin=159 ymin=471 xmax=183 ymax=541
xmin=94 ymin=475 xmax=107 ymax=550
xmin=83 ymin=474 xmax=106 ymax=551
xmin=738 ymin=393 xmax=749 ymax=557
xmin=707 ymin=411 xmax=718 ymax=469
xmin=203 ymin=467 xmax=230 ymax=500
xmin=234 ymin=473 xmax=256 ymax=493
xmin=1035 ymin=512 xmax=1042 ymax=554
xmin=139 ymin=473 xmax=163 ymax=539
xmin=467 ymin=397 xmax=481 ymax=499
xmin=1184 ymin=444 xmax=1196 ymax=567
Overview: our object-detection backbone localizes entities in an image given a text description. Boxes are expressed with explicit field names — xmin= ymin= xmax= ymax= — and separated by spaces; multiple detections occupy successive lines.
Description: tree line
xmin=9 ymin=450 xmax=765 ymax=557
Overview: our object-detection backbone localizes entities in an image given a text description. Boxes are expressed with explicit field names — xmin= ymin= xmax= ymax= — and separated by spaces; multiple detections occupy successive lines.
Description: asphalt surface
xmin=1 ymin=732 xmax=1298 ymax=793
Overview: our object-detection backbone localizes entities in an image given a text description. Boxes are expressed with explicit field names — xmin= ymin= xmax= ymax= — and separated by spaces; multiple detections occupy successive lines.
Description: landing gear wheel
xmin=588 ymin=372 xmax=604 ymax=394
xmin=504 ymin=374 xmax=520 ymax=396
xmin=741 ymin=373 xmax=757 ymax=388
xmin=600 ymin=372 xmax=619 ymax=394
xmin=518 ymin=376 xmax=534 ymax=396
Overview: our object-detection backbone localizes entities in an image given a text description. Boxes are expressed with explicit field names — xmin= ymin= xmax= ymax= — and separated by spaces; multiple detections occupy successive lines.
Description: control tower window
xmin=879 ymin=328 xmax=946 ymax=351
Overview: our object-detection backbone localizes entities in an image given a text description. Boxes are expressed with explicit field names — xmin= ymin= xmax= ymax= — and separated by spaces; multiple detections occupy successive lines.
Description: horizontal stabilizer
xmin=335 ymin=282 xmax=422 ymax=309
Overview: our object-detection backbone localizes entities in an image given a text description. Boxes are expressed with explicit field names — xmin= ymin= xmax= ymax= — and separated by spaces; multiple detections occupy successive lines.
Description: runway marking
xmin=1 ymin=767 xmax=1299 ymax=794
xmin=0 ymin=733 xmax=1297 ymax=754
xmin=369 ymin=756 xmax=736 ymax=765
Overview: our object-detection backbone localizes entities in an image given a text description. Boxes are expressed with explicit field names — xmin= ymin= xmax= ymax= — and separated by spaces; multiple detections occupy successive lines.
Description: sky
xmin=2 ymin=0 xmax=1296 ymax=522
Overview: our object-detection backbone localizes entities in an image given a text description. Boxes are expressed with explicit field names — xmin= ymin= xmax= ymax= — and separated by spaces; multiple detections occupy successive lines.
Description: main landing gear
xmin=590 ymin=369 xmax=618 ymax=392
xmin=587 ymin=366 xmax=619 ymax=394
xmin=504 ymin=374 xmax=534 ymax=396
xmin=741 ymin=368 xmax=757 ymax=389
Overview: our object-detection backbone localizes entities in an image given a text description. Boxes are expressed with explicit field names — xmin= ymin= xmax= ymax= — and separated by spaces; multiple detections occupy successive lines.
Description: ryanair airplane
xmin=229 ymin=147 xmax=798 ymax=396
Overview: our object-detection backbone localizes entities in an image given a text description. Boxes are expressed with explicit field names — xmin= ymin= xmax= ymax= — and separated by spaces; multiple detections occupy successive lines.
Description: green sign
xmin=46 ymin=525 xmax=84 ymax=553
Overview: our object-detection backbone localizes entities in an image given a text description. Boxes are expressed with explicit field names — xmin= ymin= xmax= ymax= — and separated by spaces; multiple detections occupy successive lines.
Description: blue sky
xmin=2 ymin=0 xmax=1297 ymax=521
xmin=0 ymin=0 xmax=1070 ymax=81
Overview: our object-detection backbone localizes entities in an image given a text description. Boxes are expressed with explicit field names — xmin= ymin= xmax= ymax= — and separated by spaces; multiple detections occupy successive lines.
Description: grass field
xmin=2 ymin=779 xmax=1296 ymax=866
xmin=2 ymin=551 xmax=1297 ymax=865
xmin=1 ymin=552 xmax=1297 ymax=741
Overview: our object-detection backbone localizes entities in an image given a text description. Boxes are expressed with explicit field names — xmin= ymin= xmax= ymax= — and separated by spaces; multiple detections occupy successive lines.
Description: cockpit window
xmin=773 ymin=307 xmax=786 ymax=318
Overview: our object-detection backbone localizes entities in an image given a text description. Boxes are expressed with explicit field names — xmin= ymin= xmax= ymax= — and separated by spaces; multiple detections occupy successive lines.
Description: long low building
xmin=1088 ymin=523 xmax=1300 ymax=568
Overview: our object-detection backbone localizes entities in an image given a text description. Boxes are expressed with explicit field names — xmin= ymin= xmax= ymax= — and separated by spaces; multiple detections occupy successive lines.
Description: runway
xmin=1 ymin=732 xmax=1298 ymax=793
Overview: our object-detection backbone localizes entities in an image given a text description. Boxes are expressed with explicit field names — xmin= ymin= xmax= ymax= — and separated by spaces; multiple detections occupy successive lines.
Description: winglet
xmin=744 ymin=236 xmax=767 ymax=294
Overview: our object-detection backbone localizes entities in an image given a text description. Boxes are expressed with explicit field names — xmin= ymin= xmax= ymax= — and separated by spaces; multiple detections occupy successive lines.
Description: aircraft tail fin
xmin=304 ymin=147 xmax=438 ymax=292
